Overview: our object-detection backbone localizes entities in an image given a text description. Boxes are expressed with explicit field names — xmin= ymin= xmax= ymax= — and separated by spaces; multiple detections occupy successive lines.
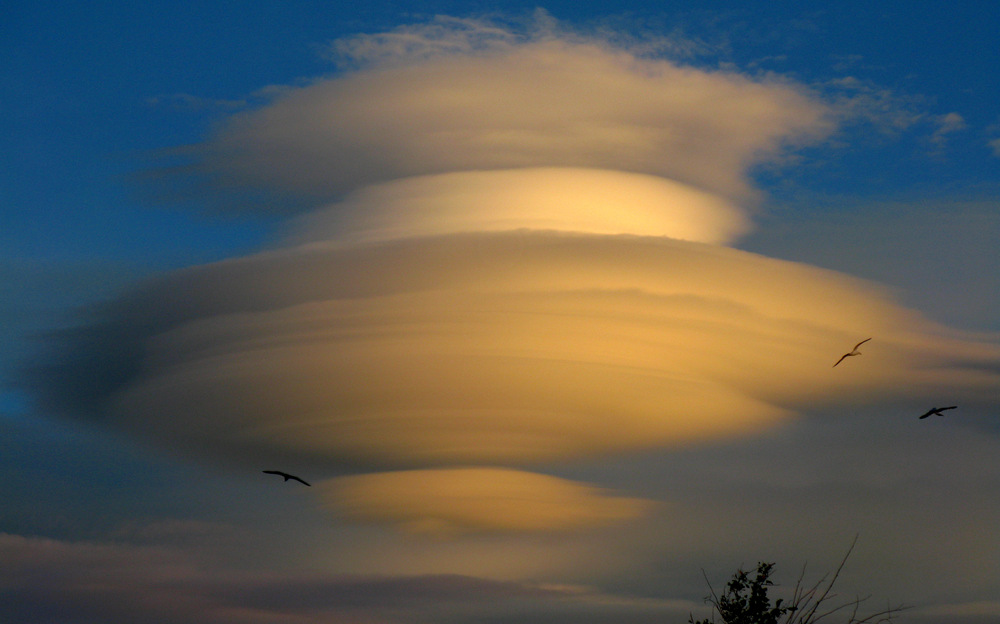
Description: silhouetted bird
xmin=833 ymin=337 xmax=872 ymax=367
xmin=262 ymin=470 xmax=311 ymax=486
xmin=918 ymin=406 xmax=957 ymax=419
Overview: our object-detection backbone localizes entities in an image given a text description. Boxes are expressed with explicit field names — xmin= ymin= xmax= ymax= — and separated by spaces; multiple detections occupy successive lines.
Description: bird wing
xmin=941 ymin=406 xmax=958 ymax=411
xmin=853 ymin=337 xmax=872 ymax=350
xmin=263 ymin=470 xmax=310 ymax=485
xmin=918 ymin=410 xmax=933 ymax=419
xmin=833 ymin=354 xmax=849 ymax=367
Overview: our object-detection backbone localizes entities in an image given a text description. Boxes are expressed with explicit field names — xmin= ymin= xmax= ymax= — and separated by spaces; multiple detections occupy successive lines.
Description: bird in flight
xmin=833 ymin=338 xmax=872 ymax=367
xmin=262 ymin=470 xmax=311 ymax=486
xmin=918 ymin=406 xmax=957 ymax=419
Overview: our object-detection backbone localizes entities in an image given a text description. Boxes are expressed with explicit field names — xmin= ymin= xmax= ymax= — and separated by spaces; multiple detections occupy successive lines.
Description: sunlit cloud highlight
xmin=286 ymin=168 xmax=750 ymax=244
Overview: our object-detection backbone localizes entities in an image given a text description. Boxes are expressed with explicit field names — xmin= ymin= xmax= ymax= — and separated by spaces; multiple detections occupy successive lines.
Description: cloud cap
xmin=188 ymin=20 xmax=833 ymax=211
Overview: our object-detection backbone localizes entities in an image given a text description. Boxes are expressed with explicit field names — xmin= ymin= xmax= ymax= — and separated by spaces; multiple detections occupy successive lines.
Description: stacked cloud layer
xmin=32 ymin=17 xmax=1000 ymax=533
xmin=192 ymin=17 xmax=833 ymax=208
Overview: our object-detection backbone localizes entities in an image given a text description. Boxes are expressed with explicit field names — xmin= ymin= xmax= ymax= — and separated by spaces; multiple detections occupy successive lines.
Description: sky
xmin=2 ymin=2 xmax=999 ymax=623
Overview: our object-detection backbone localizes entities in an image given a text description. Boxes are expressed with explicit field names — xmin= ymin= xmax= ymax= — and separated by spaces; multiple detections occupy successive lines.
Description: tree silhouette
xmin=689 ymin=537 xmax=906 ymax=624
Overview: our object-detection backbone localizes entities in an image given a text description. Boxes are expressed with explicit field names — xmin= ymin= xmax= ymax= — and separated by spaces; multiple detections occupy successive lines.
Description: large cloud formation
xmin=32 ymin=15 xmax=1000 ymax=533
xmin=189 ymin=15 xmax=833 ymax=210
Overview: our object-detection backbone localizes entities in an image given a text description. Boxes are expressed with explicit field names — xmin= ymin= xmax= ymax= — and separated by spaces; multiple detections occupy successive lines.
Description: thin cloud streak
xmin=1 ymin=532 xmax=649 ymax=624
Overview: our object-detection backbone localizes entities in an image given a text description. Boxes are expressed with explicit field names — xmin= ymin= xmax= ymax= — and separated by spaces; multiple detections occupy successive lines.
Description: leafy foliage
xmin=688 ymin=538 xmax=906 ymax=624
xmin=689 ymin=562 xmax=793 ymax=624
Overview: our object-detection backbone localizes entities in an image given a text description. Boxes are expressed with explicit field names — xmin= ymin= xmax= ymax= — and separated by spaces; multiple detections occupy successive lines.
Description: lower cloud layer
xmin=39 ymin=230 xmax=1000 ymax=471
xmin=319 ymin=467 xmax=654 ymax=533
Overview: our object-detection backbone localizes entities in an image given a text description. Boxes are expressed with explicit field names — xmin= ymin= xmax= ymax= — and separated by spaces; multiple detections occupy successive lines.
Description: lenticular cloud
xmin=285 ymin=168 xmax=751 ymax=245
xmin=32 ymin=16 xmax=1000 ymax=533
xmin=320 ymin=467 xmax=654 ymax=534
xmin=193 ymin=16 xmax=833 ymax=209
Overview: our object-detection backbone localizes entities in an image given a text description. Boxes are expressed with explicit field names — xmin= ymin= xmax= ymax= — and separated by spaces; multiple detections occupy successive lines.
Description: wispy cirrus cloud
xmin=989 ymin=137 xmax=1000 ymax=157
xmin=929 ymin=111 xmax=968 ymax=146
xmin=146 ymin=92 xmax=249 ymax=112
xmin=818 ymin=75 xmax=926 ymax=135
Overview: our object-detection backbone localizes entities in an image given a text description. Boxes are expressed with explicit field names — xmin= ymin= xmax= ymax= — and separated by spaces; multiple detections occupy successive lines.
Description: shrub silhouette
xmin=689 ymin=538 xmax=905 ymax=624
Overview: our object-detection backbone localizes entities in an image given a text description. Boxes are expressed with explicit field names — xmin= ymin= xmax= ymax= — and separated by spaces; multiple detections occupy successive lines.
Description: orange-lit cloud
xmin=319 ymin=467 xmax=654 ymax=534
xmin=46 ymin=229 xmax=999 ymax=472
xmin=33 ymin=15 xmax=1000 ymax=534
xmin=285 ymin=168 xmax=750 ymax=245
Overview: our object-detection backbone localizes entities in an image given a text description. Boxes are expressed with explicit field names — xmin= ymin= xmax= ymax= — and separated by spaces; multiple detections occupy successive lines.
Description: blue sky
xmin=2 ymin=3 xmax=999 ymax=623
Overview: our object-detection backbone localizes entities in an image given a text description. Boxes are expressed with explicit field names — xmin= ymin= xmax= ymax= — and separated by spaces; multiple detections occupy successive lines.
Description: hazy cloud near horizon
xmin=2 ymin=531 xmax=682 ymax=624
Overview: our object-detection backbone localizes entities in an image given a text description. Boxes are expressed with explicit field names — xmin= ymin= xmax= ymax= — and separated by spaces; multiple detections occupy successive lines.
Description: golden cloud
xmin=195 ymin=25 xmax=832 ymax=209
xmin=318 ymin=467 xmax=654 ymax=534
xmin=85 ymin=227 xmax=996 ymax=470
xmin=286 ymin=168 xmax=750 ymax=245
xmin=34 ymin=16 xmax=1000 ymax=534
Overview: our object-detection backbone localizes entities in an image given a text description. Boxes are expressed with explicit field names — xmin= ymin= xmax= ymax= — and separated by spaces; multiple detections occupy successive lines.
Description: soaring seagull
xmin=262 ymin=470 xmax=311 ymax=486
xmin=833 ymin=337 xmax=872 ymax=367
xmin=918 ymin=406 xmax=957 ymax=419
